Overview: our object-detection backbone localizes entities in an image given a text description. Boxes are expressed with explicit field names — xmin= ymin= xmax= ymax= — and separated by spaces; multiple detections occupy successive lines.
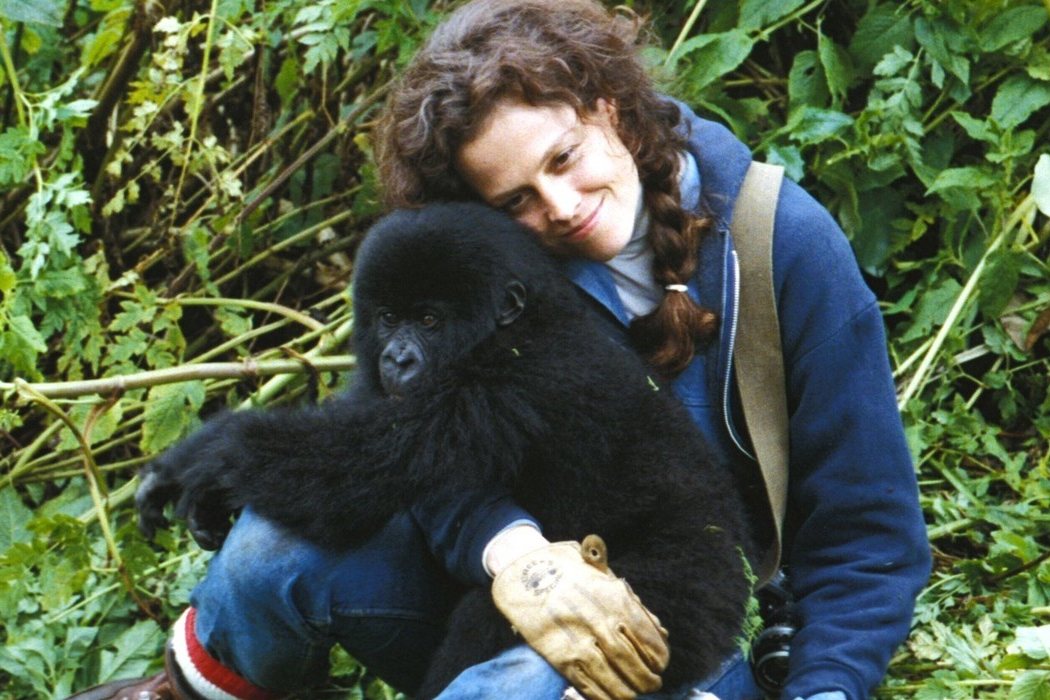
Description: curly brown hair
xmin=375 ymin=0 xmax=716 ymax=376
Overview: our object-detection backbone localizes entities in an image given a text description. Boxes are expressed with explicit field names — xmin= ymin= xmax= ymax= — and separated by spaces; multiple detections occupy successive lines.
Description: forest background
xmin=0 ymin=0 xmax=1048 ymax=697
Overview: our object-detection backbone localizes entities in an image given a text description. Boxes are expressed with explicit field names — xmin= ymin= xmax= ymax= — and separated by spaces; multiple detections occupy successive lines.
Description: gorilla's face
xmin=373 ymin=302 xmax=487 ymax=396
xmin=370 ymin=280 xmax=527 ymax=397
xmin=457 ymin=98 xmax=642 ymax=262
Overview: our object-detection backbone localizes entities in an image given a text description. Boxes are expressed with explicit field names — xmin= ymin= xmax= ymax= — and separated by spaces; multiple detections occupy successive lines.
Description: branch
xmin=2 ymin=356 xmax=357 ymax=399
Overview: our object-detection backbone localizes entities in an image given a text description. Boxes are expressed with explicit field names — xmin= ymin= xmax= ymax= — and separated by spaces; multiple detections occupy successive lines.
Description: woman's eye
xmin=501 ymin=193 xmax=527 ymax=213
xmin=554 ymin=147 xmax=576 ymax=168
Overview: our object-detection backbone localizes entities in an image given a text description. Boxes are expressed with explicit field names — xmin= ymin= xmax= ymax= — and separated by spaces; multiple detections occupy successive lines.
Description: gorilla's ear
xmin=497 ymin=280 xmax=526 ymax=327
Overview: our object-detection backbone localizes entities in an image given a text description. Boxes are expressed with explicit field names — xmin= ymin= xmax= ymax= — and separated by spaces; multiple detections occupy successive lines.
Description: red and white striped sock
xmin=170 ymin=607 xmax=280 ymax=700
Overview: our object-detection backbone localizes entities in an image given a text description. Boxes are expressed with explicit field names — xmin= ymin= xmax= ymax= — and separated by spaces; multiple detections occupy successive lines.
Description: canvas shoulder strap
xmin=730 ymin=161 xmax=788 ymax=585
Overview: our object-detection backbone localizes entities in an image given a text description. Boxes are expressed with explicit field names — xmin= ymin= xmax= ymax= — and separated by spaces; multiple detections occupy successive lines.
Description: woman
xmin=71 ymin=1 xmax=929 ymax=699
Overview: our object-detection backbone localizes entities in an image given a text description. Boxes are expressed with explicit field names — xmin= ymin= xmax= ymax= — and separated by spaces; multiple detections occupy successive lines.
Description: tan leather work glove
xmin=491 ymin=534 xmax=670 ymax=700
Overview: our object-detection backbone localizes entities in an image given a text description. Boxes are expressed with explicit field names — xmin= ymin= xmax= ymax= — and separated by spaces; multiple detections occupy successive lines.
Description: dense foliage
xmin=0 ymin=0 xmax=1047 ymax=697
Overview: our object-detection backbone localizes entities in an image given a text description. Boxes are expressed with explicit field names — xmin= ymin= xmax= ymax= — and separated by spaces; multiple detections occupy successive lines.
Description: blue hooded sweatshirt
xmin=411 ymin=102 xmax=931 ymax=700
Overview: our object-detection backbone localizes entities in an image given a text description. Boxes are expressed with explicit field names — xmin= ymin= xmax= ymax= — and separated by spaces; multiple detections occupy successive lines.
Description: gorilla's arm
xmin=136 ymin=372 xmax=544 ymax=550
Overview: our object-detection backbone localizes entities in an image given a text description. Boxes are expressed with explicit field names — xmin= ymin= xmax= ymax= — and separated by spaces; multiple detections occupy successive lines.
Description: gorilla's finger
xmin=188 ymin=521 xmax=228 ymax=551
xmin=134 ymin=469 xmax=173 ymax=540
xmin=186 ymin=500 xmax=232 ymax=551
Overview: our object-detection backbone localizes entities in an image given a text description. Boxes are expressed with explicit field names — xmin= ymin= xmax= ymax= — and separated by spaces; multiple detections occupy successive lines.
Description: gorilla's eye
xmin=380 ymin=311 xmax=400 ymax=325
xmin=420 ymin=313 xmax=439 ymax=328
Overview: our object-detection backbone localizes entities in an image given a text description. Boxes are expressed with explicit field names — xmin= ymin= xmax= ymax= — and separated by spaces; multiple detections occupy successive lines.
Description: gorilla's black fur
xmin=137 ymin=203 xmax=752 ymax=696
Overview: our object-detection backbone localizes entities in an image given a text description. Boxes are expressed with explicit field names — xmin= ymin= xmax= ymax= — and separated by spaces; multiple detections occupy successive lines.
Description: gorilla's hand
xmin=135 ymin=418 xmax=239 ymax=550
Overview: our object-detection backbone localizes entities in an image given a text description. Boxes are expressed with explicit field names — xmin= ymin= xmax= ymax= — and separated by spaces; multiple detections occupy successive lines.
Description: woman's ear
xmin=594 ymin=98 xmax=619 ymax=127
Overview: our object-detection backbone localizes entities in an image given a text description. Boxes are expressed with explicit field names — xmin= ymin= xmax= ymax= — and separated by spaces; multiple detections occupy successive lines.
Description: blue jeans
xmin=191 ymin=508 xmax=762 ymax=699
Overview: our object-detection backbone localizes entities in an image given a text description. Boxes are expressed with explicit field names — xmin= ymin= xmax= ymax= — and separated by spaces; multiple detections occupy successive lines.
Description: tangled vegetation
xmin=0 ymin=0 xmax=1048 ymax=697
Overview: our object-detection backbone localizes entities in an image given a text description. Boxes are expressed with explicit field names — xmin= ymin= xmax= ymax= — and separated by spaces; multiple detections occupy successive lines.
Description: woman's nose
xmin=537 ymin=179 xmax=579 ymax=224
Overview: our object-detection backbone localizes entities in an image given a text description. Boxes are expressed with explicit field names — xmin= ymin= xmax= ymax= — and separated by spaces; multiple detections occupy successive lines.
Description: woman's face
xmin=456 ymin=99 xmax=641 ymax=262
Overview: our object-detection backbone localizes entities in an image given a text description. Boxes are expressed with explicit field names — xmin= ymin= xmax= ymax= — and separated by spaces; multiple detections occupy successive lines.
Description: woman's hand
xmin=491 ymin=534 xmax=670 ymax=700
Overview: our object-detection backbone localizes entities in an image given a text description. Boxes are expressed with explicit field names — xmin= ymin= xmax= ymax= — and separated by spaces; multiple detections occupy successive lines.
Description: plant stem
xmin=0 ymin=29 xmax=26 ymax=126
xmin=169 ymin=0 xmax=221 ymax=229
xmin=1 ymin=356 xmax=356 ymax=399
xmin=160 ymin=296 xmax=327 ymax=332
xmin=665 ymin=0 xmax=709 ymax=68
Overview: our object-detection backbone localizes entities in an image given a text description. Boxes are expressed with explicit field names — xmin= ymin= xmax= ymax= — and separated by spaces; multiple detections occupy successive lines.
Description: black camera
xmin=749 ymin=570 xmax=798 ymax=695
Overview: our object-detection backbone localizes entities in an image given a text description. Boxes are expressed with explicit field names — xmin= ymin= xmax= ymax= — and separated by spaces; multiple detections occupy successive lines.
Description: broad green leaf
xmin=979 ymin=6 xmax=1048 ymax=53
xmin=818 ymin=30 xmax=853 ymax=104
xmin=1034 ymin=154 xmax=1050 ymax=217
xmin=873 ymin=45 xmax=915 ymax=77
xmin=737 ymin=0 xmax=806 ymax=31
xmin=0 ymin=486 xmax=33 ymax=553
xmin=56 ymin=401 xmax=125 ymax=452
xmin=81 ymin=6 xmax=130 ymax=68
xmin=787 ymin=51 xmax=829 ymax=112
xmin=900 ymin=278 xmax=963 ymax=343
xmin=97 ymin=620 xmax=164 ymax=682
xmin=141 ymin=381 xmax=206 ymax=453
xmin=765 ymin=142 xmax=804 ymax=183
xmin=852 ymin=186 xmax=907 ymax=276
xmin=979 ymin=249 xmax=1022 ymax=317
xmin=0 ymin=0 xmax=61 ymax=26
xmin=848 ymin=3 xmax=915 ymax=71
xmin=1029 ymin=45 xmax=1050 ymax=80
xmin=0 ymin=127 xmax=46 ymax=186
xmin=275 ymin=56 xmax=301 ymax=109
xmin=927 ymin=166 xmax=998 ymax=194
xmin=1014 ymin=626 xmax=1050 ymax=661
xmin=787 ymin=106 xmax=853 ymax=145
xmin=676 ymin=30 xmax=754 ymax=90
xmin=950 ymin=112 xmax=996 ymax=144
xmin=991 ymin=75 xmax=1050 ymax=129
xmin=1010 ymin=670 xmax=1050 ymax=700
xmin=6 ymin=314 xmax=48 ymax=353
xmin=915 ymin=16 xmax=971 ymax=87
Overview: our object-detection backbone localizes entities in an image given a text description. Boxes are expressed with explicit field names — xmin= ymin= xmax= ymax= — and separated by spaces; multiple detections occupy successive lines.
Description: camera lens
xmin=750 ymin=622 xmax=794 ymax=693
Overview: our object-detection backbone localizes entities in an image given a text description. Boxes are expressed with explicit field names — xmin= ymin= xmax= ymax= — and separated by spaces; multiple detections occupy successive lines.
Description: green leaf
xmin=915 ymin=16 xmax=971 ymax=88
xmin=1014 ymin=626 xmax=1050 ymax=661
xmin=991 ymin=75 xmax=1050 ymax=129
xmin=737 ymin=0 xmax=806 ymax=31
xmin=848 ymin=3 xmax=915 ymax=72
xmin=1010 ymin=670 xmax=1050 ymax=700
xmin=900 ymin=278 xmax=963 ymax=343
xmin=787 ymin=51 xmax=830 ymax=112
xmin=141 ymin=381 xmax=206 ymax=453
xmin=275 ymin=56 xmax=301 ymax=109
xmin=765 ymin=142 xmax=804 ymax=183
xmin=0 ymin=127 xmax=46 ymax=186
xmin=56 ymin=402 xmax=125 ymax=451
xmin=979 ymin=6 xmax=1048 ymax=53
xmin=852 ymin=186 xmax=907 ymax=276
xmin=676 ymin=30 xmax=755 ymax=90
xmin=950 ymin=111 xmax=996 ymax=144
xmin=873 ymin=45 xmax=915 ymax=77
xmin=0 ymin=0 xmax=62 ymax=26
xmin=1033 ymin=154 xmax=1050 ymax=217
xmin=787 ymin=106 xmax=853 ymax=145
xmin=97 ymin=620 xmax=164 ymax=682
xmin=927 ymin=166 xmax=998 ymax=194
xmin=979 ymin=249 xmax=1022 ymax=317
xmin=0 ymin=486 xmax=33 ymax=553
xmin=818 ymin=30 xmax=853 ymax=104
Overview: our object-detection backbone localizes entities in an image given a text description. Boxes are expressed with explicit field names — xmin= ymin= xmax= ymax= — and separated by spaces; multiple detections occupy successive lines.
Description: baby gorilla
xmin=136 ymin=202 xmax=753 ymax=697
